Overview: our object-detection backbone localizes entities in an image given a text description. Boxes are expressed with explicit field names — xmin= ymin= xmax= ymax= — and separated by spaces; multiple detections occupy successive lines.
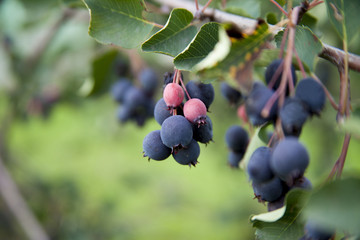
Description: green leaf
xmin=239 ymin=126 xmax=267 ymax=170
xmin=61 ymin=0 xmax=85 ymax=8
xmin=141 ymin=8 xmax=197 ymax=57
xmin=325 ymin=0 xmax=360 ymax=42
xmin=198 ymin=23 xmax=271 ymax=91
xmin=173 ymin=22 xmax=231 ymax=71
xmin=303 ymin=178 xmax=360 ymax=235
xmin=251 ymin=189 xmax=311 ymax=240
xmin=82 ymin=0 xmax=154 ymax=49
xmin=225 ymin=0 xmax=261 ymax=19
xmin=275 ymin=26 xmax=323 ymax=72
xmin=88 ymin=49 xmax=118 ymax=96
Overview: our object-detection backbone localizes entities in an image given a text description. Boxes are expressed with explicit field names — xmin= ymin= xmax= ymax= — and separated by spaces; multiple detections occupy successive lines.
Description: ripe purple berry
xmin=143 ymin=130 xmax=171 ymax=161
xmin=160 ymin=115 xmax=193 ymax=149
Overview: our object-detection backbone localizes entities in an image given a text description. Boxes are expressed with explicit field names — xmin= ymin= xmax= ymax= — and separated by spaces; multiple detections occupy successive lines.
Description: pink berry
xmin=237 ymin=104 xmax=248 ymax=123
xmin=163 ymin=83 xmax=184 ymax=108
xmin=184 ymin=98 xmax=207 ymax=125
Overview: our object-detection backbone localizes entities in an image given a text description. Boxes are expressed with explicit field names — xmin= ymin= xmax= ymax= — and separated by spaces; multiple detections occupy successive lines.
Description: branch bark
xmin=0 ymin=157 xmax=49 ymax=240
xmin=152 ymin=0 xmax=360 ymax=73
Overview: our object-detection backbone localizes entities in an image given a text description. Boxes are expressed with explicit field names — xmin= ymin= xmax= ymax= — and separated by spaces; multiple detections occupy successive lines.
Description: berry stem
xmin=278 ymin=27 xmax=289 ymax=59
xmin=327 ymin=133 xmax=351 ymax=181
xmin=178 ymin=73 xmax=192 ymax=100
xmin=201 ymin=0 xmax=213 ymax=13
xmin=173 ymin=69 xmax=178 ymax=84
xmin=270 ymin=0 xmax=288 ymax=16
xmin=293 ymin=47 xmax=307 ymax=78
xmin=336 ymin=134 xmax=351 ymax=179
xmin=195 ymin=0 xmax=199 ymax=11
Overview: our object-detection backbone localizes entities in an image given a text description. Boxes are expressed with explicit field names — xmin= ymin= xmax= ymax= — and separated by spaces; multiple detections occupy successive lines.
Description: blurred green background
xmin=1 ymin=0 xmax=360 ymax=239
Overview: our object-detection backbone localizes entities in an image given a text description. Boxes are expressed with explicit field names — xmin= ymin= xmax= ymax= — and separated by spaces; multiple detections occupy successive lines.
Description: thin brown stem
xmin=293 ymin=47 xmax=307 ymax=78
xmin=270 ymin=0 xmax=288 ymax=16
xmin=336 ymin=134 xmax=351 ymax=179
xmin=278 ymin=27 xmax=289 ymax=59
xmin=201 ymin=0 xmax=213 ymax=13
xmin=195 ymin=0 xmax=199 ymax=11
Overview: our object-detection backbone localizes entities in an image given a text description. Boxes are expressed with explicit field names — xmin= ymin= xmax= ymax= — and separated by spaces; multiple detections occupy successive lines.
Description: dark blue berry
xmin=265 ymin=59 xmax=297 ymax=95
xmin=228 ymin=151 xmax=243 ymax=168
xmin=225 ymin=125 xmax=249 ymax=153
xmin=143 ymin=130 xmax=171 ymax=161
xmin=185 ymin=81 xmax=215 ymax=109
xmin=280 ymin=97 xmax=309 ymax=137
xmin=160 ymin=115 xmax=193 ymax=149
xmin=253 ymin=177 xmax=284 ymax=202
xmin=295 ymin=78 xmax=326 ymax=115
xmin=245 ymin=82 xmax=278 ymax=126
xmin=247 ymin=147 xmax=274 ymax=183
xmin=270 ymin=137 xmax=309 ymax=182
xmin=172 ymin=139 xmax=200 ymax=166
xmin=220 ymin=82 xmax=242 ymax=105
xmin=292 ymin=176 xmax=312 ymax=190
xmin=192 ymin=116 xmax=213 ymax=144
xmin=117 ymin=104 xmax=133 ymax=123
xmin=111 ymin=78 xmax=132 ymax=103
xmin=304 ymin=220 xmax=334 ymax=240
xmin=154 ymin=98 xmax=172 ymax=125
xmin=123 ymin=87 xmax=148 ymax=109
xmin=139 ymin=68 xmax=158 ymax=95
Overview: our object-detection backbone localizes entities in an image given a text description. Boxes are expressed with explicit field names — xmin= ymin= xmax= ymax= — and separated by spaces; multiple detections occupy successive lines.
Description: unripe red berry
xmin=184 ymin=98 xmax=207 ymax=125
xmin=237 ymin=104 xmax=248 ymax=123
xmin=163 ymin=83 xmax=184 ymax=108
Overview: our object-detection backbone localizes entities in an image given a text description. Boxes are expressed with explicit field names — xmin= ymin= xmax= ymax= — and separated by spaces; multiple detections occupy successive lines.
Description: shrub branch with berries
xmin=83 ymin=0 xmax=360 ymax=239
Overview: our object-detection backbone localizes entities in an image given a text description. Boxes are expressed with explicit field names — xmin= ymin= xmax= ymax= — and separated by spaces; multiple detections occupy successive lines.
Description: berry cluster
xmin=111 ymin=68 xmax=158 ymax=126
xmin=235 ymin=59 xmax=333 ymax=238
xmin=245 ymin=59 xmax=326 ymax=136
xmin=143 ymin=71 xmax=215 ymax=166
xmin=248 ymin=137 xmax=312 ymax=210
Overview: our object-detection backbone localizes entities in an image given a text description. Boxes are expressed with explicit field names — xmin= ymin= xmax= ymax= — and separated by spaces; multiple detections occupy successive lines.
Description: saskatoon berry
xmin=160 ymin=115 xmax=193 ymax=149
xmin=265 ymin=59 xmax=297 ymax=95
xmin=247 ymin=146 xmax=274 ymax=183
xmin=245 ymin=82 xmax=278 ymax=126
xmin=292 ymin=176 xmax=312 ymax=190
xmin=123 ymin=87 xmax=148 ymax=109
xmin=163 ymin=83 xmax=184 ymax=108
xmin=295 ymin=78 xmax=326 ymax=115
xmin=139 ymin=68 xmax=158 ymax=95
xmin=185 ymin=81 xmax=215 ymax=109
xmin=270 ymin=137 xmax=309 ymax=182
xmin=253 ymin=177 xmax=284 ymax=202
xmin=267 ymin=196 xmax=285 ymax=212
xmin=172 ymin=139 xmax=200 ymax=166
xmin=117 ymin=104 xmax=133 ymax=123
xmin=143 ymin=130 xmax=171 ymax=161
xmin=183 ymin=98 xmax=207 ymax=125
xmin=228 ymin=151 xmax=244 ymax=168
xmin=225 ymin=125 xmax=249 ymax=154
xmin=220 ymin=82 xmax=242 ymax=105
xmin=304 ymin=220 xmax=334 ymax=240
xmin=280 ymin=97 xmax=309 ymax=137
xmin=192 ymin=116 xmax=213 ymax=144
xmin=154 ymin=98 xmax=172 ymax=125
xmin=111 ymin=78 xmax=132 ymax=103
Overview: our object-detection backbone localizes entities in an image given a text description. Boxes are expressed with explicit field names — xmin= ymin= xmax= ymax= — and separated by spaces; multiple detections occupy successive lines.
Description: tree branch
xmin=152 ymin=0 xmax=360 ymax=73
xmin=0 ymin=157 xmax=49 ymax=240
